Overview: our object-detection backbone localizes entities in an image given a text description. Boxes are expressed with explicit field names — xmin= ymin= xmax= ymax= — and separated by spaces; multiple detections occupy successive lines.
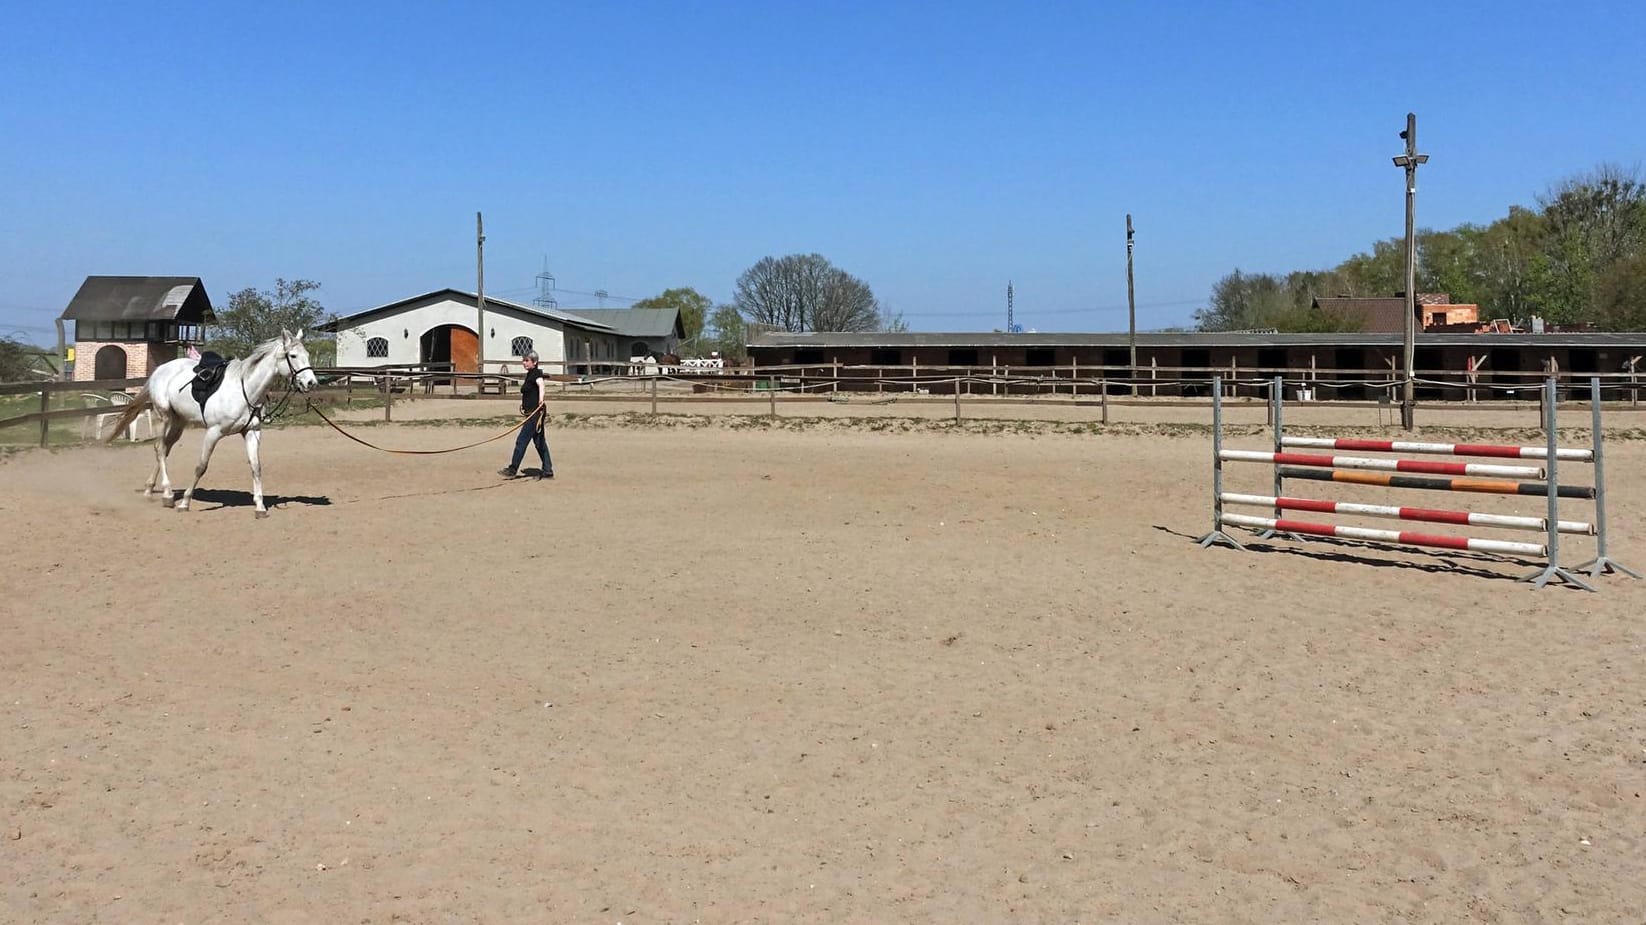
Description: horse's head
xmin=280 ymin=328 xmax=320 ymax=392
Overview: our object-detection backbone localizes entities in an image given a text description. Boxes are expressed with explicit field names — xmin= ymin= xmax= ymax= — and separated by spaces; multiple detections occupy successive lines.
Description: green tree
xmin=706 ymin=303 xmax=748 ymax=362
xmin=208 ymin=279 xmax=336 ymax=364
xmin=630 ymin=287 xmax=711 ymax=353
xmin=1334 ymin=239 xmax=1405 ymax=296
xmin=1417 ymin=226 xmax=1488 ymax=305
xmin=1534 ymin=166 xmax=1646 ymax=325
xmin=1592 ymin=250 xmax=1646 ymax=331
xmin=1196 ymin=269 xmax=1365 ymax=333
xmin=0 ymin=334 xmax=38 ymax=381
xmin=1194 ymin=270 xmax=1291 ymax=330
xmin=733 ymin=254 xmax=883 ymax=332
xmin=1472 ymin=205 xmax=1549 ymax=323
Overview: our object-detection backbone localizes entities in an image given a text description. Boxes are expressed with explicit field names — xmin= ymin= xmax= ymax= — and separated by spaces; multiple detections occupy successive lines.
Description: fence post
xmin=38 ymin=388 xmax=49 ymax=447
xmin=651 ymin=374 xmax=658 ymax=416
xmin=769 ymin=380 xmax=776 ymax=418
xmin=1100 ymin=380 xmax=1108 ymax=424
xmin=1578 ymin=376 xmax=1640 ymax=579
xmin=1196 ymin=376 xmax=1243 ymax=550
xmin=1527 ymin=377 xmax=1592 ymax=589
xmin=954 ymin=377 xmax=961 ymax=422
xmin=384 ymin=375 xmax=393 ymax=422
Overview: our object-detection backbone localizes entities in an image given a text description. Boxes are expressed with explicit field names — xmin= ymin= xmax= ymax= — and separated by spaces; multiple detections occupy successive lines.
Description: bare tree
xmin=733 ymin=254 xmax=882 ymax=332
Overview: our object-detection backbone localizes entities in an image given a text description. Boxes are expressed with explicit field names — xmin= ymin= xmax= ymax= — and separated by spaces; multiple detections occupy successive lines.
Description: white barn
xmin=318 ymin=289 xmax=628 ymax=376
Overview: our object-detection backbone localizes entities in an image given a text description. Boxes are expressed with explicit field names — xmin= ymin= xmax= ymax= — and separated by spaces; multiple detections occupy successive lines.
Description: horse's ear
xmin=280 ymin=328 xmax=293 ymax=341
xmin=294 ymin=328 xmax=304 ymax=342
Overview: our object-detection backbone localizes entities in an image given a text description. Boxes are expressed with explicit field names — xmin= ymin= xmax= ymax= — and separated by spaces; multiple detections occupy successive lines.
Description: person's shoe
xmin=498 ymin=467 xmax=519 ymax=479
xmin=537 ymin=470 xmax=554 ymax=480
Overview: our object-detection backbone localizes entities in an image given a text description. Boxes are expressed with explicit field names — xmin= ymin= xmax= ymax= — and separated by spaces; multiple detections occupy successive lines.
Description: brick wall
xmin=73 ymin=340 xmax=180 ymax=381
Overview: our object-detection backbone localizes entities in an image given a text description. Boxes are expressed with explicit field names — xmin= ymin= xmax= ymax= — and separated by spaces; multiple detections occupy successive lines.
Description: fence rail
xmin=5 ymin=363 xmax=1644 ymax=448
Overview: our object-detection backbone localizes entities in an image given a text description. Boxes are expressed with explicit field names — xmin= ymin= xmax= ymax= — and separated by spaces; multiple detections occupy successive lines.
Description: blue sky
xmin=3 ymin=1 xmax=1643 ymax=344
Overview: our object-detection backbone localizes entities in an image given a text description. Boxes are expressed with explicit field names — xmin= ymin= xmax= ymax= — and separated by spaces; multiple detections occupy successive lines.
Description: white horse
xmin=104 ymin=329 xmax=319 ymax=517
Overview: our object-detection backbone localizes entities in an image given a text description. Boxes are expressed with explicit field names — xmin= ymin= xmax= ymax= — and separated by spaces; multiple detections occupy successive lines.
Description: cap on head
xmin=526 ymin=351 xmax=539 ymax=362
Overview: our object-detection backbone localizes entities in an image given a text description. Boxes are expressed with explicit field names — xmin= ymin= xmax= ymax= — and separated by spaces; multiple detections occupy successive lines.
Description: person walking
xmin=499 ymin=351 xmax=554 ymax=480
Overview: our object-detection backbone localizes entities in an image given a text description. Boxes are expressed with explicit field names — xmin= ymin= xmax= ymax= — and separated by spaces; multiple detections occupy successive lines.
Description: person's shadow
xmin=189 ymin=489 xmax=332 ymax=511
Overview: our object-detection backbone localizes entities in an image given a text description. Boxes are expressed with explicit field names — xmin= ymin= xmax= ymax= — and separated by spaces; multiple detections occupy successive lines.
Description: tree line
xmin=1195 ymin=165 xmax=1646 ymax=333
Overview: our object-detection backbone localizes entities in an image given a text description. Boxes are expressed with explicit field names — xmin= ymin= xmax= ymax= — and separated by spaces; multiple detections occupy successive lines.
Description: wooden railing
xmin=5 ymin=361 xmax=1641 ymax=446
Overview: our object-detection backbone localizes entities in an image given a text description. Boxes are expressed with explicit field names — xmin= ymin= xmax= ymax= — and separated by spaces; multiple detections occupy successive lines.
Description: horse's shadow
xmin=188 ymin=489 xmax=332 ymax=510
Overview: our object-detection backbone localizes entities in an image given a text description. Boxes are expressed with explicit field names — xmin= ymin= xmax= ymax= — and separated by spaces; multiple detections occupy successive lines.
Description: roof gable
xmin=60 ymin=276 xmax=215 ymax=323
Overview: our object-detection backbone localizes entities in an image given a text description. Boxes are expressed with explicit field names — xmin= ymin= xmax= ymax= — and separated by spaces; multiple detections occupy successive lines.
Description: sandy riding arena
xmin=4 ymin=407 xmax=1645 ymax=922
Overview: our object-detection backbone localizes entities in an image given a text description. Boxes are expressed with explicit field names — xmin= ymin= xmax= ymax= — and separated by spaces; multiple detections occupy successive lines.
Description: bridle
xmin=241 ymin=340 xmax=315 ymax=431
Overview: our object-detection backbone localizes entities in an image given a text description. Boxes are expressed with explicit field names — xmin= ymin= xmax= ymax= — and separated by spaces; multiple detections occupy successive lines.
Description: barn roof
xmin=314 ymin=288 xmax=618 ymax=333
xmin=559 ymin=308 xmax=684 ymax=339
xmin=59 ymin=276 xmax=215 ymax=323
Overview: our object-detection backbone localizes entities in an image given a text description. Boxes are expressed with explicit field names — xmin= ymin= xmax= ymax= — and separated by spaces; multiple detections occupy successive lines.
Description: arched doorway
xmin=420 ymin=325 xmax=479 ymax=378
xmin=94 ymin=345 xmax=128 ymax=380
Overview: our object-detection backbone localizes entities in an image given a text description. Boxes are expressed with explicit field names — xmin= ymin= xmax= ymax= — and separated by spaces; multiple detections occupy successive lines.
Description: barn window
xmin=792 ymin=349 xmax=825 ymax=364
xmin=870 ymin=348 xmax=901 ymax=366
xmin=948 ymin=348 xmax=979 ymax=366
xmin=511 ymin=336 xmax=534 ymax=357
xmin=366 ymin=336 xmax=389 ymax=358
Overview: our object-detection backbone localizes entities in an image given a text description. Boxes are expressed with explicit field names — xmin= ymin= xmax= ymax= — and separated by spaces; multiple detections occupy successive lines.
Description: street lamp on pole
xmin=1392 ymin=113 xmax=1428 ymax=431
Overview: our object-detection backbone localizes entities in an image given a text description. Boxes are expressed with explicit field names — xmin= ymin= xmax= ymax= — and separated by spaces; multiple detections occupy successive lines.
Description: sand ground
xmin=3 ymin=401 xmax=1644 ymax=923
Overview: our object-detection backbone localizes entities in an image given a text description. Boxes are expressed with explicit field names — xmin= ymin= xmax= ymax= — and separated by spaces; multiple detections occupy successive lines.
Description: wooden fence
xmin=4 ymin=361 xmax=1642 ymax=446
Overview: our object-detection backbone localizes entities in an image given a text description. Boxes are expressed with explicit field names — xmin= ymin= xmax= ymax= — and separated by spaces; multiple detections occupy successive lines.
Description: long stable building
xmin=746 ymin=331 xmax=1646 ymax=397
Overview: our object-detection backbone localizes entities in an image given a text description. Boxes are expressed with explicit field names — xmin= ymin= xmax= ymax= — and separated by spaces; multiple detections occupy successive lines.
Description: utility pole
xmin=476 ymin=212 xmax=486 ymax=380
xmin=1007 ymin=281 xmax=1014 ymax=333
xmin=1126 ymin=214 xmax=1137 ymax=395
xmin=1392 ymin=113 xmax=1428 ymax=430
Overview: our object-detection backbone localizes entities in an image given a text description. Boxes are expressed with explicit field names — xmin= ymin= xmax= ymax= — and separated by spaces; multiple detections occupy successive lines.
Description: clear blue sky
xmin=3 ymin=1 xmax=1643 ymax=345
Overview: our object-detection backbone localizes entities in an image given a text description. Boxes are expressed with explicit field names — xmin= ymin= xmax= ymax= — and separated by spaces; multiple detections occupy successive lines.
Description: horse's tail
xmin=101 ymin=389 xmax=153 ymax=444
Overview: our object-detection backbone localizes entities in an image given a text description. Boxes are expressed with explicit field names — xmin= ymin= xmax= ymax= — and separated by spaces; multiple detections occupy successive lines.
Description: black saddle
xmin=188 ymin=352 xmax=232 ymax=408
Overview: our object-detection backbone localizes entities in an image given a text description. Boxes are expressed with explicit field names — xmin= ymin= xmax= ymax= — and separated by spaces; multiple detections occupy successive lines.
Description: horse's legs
xmin=244 ymin=427 xmax=268 ymax=518
xmin=176 ymin=426 xmax=223 ymax=512
xmin=148 ymin=417 xmax=184 ymax=503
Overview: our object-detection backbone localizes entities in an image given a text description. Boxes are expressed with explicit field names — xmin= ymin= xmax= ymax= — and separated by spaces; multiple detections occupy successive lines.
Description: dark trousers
xmin=508 ymin=410 xmax=552 ymax=473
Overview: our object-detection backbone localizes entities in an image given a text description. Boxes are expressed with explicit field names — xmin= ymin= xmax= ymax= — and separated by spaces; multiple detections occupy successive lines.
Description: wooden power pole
xmin=1393 ymin=113 xmax=1428 ymax=430
xmin=476 ymin=212 xmax=486 ymax=380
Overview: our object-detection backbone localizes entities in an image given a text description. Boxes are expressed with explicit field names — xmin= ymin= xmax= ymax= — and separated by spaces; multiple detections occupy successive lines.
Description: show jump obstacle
xmin=1197 ymin=376 xmax=1637 ymax=590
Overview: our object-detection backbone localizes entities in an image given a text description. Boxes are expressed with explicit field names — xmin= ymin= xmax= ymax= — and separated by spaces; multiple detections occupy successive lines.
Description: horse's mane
xmin=241 ymin=336 xmax=286 ymax=367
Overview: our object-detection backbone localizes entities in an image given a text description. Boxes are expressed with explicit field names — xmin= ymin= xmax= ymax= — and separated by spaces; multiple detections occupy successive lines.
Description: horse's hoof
xmin=255 ymin=510 xmax=270 ymax=519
